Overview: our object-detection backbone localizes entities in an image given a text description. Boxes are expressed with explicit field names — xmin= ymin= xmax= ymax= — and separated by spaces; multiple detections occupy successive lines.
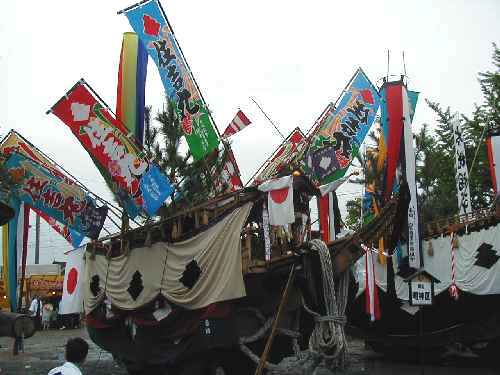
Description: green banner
xmin=124 ymin=0 xmax=219 ymax=160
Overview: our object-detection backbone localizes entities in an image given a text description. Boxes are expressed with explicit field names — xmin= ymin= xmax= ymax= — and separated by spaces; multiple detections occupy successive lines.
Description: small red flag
xmin=222 ymin=110 xmax=251 ymax=138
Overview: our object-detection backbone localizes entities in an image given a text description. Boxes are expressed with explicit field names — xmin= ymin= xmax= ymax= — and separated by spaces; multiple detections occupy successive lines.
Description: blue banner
xmin=123 ymin=0 xmax=219 ymax=160
xmin=4 ymin=153 xmax=108 ymax=239
xmin=140 ymin=165 xmax=174 ymax=216
xmin=303 ymin=69 xmax=381 ymax=185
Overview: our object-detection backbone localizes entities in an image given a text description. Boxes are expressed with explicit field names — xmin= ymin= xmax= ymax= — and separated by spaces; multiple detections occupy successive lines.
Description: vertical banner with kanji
xmin=302 ymin=69 xmax=380 ymax=185
xmin=123 ymin=0 xmax=219 ymax=160
xmin=402 ymin=86 xmax=421 ymax=269
xmin=452 ymin=112 xmax=472 ymax=215
xmin=51 ymin=81 xmax=148 ymax=218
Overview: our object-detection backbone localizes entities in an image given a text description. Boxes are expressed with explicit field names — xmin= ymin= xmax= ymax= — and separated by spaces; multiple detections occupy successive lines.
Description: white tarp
xmin=355 ymin=223 xmax=500 ymax=300
xmin=84 ymin=203 xmax=252 ymax=313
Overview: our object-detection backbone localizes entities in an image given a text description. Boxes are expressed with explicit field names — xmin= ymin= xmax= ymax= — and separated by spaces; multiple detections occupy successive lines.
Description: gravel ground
xmin=1 ymin=328 xmax=499 ymax=374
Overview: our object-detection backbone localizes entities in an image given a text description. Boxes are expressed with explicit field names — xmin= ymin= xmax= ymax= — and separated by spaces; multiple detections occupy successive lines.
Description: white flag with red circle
xmin=258 ymin=175 xmax=295 ymax=226
xmin=59 ymin=246 xmax=85 ymax=314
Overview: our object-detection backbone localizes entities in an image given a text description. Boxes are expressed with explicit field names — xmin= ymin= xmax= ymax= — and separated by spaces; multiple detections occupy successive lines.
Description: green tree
xmin=145 ymin=100 xmax=226 ymax=217
xmin=344 ymin=196 xmax=362 ymax=231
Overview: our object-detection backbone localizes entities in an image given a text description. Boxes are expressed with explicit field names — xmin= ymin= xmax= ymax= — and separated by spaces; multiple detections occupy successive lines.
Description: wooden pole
xmin=254 ymin=264 xmax=296 ymax=375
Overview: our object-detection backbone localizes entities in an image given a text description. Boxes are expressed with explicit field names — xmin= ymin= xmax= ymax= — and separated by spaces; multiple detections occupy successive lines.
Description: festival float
xmin=0 ymin=0 xmax=394 ymax=371
xmin=0 ymin=0 xmax=496 ymax=373
xmin=347 ymin=78 xmax=500 ymax=360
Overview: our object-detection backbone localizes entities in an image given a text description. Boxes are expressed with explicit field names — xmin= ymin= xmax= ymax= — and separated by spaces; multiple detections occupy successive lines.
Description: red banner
xmin=254 ymin=128 xmax=305 ymax=184
xmin=214 ymin=148 xmax=243 ymax=194
xmin=51 ymin=82 xmax=148 ymax=209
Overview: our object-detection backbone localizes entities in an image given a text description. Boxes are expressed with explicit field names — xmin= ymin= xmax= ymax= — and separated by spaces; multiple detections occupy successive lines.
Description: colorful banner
xmin=213 ymin=147 xmax=243 ymax=194
xmin=303 ymin=69 xmax=380 ymax=185
xmin=0 ymin=131 xmax=86 ymax=247
xmin=402 ymin=86 xmax=421 ymax=268
xmin=34 ymin=208 xmax=84 ymax=248
xmin=452 ymin=112 xmax=472 ymax=215
xmin=51 ymin=81 xmax=173 ymax=218
xmin=123 ymin=0 xmax=219 ymax=160
xmin=2 ymin=223 xmax=10 ymax=308
xmin=139 ymin=165 xmax=174 ymax=215
xmin=222 ymin=110 xmax=252 ymax=138
xmin=254 ymin=128 xmax=305 ymax=184
xmin=380 ymin=86 xmax=419 ymax=200
xmin=51 ymin=81 xmax=149 ymax=217
xmin=117 ymin=32 xmax=148 ymax=145
xmin=2 ymin=197 xmax=20 ymax=311
xmin=0 ymin=131 xmax=77 ymax=186
xmin=4 ymin=153 xmax=108 ymax=239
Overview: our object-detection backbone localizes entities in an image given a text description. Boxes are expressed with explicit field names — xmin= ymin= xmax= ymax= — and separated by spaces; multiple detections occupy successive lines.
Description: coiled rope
xmin=239 ymin=239 xmax=350 ymax=373
xmin=304 ymin=239 xmax=349 ymax=369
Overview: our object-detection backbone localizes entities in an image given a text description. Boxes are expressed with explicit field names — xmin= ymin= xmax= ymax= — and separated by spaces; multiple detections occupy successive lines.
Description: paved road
xmin=0 ymin=328 xmax=126 ymax=375
xmin=1 ymin=328 xmax=499 ymax=374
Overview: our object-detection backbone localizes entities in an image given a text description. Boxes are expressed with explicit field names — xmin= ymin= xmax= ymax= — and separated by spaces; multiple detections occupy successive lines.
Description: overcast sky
xmin=0 ymin=0 xmax=499 ymax=264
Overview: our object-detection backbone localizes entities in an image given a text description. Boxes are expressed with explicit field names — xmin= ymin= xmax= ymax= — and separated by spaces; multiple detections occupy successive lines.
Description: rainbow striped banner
xmin=117 ymin=32 xmax=148 ymax=145
xmin=1 ymin=198 xmax=21 ymax=312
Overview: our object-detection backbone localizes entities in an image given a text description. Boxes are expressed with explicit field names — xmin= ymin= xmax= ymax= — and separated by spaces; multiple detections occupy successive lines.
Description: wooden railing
xmin=424 ymin=208 xmax=497 ymax=239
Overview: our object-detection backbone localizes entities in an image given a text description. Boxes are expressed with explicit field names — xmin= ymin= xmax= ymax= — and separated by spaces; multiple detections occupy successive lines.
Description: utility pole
xmin=34 ymin=214 xmax=40 ymax=264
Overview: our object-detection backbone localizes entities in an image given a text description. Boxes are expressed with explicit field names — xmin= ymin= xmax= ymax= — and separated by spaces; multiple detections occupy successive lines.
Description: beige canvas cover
xmin=84 ymin=203 xmax=252 ymax=313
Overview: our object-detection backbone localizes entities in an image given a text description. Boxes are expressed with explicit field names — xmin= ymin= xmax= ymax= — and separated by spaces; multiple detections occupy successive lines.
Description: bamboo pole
xmin=254 ymin=264 xmax=296 ymax=375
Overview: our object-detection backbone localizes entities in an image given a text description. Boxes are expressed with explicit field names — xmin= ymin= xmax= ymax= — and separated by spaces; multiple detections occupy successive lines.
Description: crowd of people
xmin=28 ymin=295 xmax=82 ymax=330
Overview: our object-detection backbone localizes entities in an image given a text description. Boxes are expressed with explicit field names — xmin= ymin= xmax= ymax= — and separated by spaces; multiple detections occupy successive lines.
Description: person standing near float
xmin=29 ymin=295 xmax=41 ymax=330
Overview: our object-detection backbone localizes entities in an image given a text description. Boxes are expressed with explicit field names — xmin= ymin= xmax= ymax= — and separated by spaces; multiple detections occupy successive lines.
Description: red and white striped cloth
xmin=222 ymin=110 xmax=251 ymax=138
xmin=214 ymin=150 xmax=243 ymax=193
xmin=364 ymin=246 xmax=381 ymax=321
xmin=449 ymin=232 xmax=460 ymax=300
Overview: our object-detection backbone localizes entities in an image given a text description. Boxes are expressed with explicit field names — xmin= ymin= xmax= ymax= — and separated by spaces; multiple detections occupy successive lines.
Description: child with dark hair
xmin=48 ymin=337 xmax=89 ymax=375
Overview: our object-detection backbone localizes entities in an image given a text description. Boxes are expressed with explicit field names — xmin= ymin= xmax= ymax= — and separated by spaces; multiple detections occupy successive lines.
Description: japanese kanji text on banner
xmin=303 ymin=69 xmax=380 ymax=185
xmin=123 ymin=0 xmax=219 ymax=160
xmin=4 ymin=152 xmax=108 ymax=239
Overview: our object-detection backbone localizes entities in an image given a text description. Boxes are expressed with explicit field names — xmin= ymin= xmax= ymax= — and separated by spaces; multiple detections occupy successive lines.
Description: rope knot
xmin=314 ymin=315 xmax=346 ymax=325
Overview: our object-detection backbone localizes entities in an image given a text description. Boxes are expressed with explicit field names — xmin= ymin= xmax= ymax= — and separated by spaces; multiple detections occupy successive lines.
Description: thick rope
xmin=238 ymin=239 xmax=350 ymax=373
xmin=306 ymin=239 xmax=349 ymax=369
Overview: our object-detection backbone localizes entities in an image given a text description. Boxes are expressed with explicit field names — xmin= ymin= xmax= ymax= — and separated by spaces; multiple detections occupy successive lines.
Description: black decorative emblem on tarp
xmin=180 ymin=260 xmax=202 ymax=289
xmin=474 ymin=243 xmax=500 ymax=269
xmin=127 ymin=271 xmax=144 ymax=300
xmin=90 ymin=275 xmax=100 ymax=297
